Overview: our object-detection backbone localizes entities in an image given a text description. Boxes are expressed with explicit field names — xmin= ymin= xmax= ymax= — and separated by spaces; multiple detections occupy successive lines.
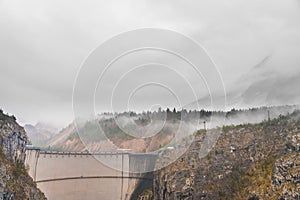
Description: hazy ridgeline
xmin=99 ymin=104 xmax=299 ymax=128
xmin=27 ymin=105 xmax=299 ymax=153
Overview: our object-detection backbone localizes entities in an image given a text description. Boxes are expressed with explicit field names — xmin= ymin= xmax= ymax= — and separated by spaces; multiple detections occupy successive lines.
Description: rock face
xmin=153 ymin=111 xmax=300 ymax=200
xmin=0 ymin=109 xmax=46 ymax=199
xmin=272 ymin=153 xmax=300 ymax=199
xmin=0 ymin=112 xmax=27 ymax=163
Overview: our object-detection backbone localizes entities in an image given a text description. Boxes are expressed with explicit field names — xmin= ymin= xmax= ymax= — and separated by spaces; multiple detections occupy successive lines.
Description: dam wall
xmin=25 ymin=148 xmax=157 ymax=200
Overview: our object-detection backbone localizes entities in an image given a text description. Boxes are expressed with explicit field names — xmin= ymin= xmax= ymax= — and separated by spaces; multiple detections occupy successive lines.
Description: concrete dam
xmin=25 ymin=147 xmax=157 ymax=200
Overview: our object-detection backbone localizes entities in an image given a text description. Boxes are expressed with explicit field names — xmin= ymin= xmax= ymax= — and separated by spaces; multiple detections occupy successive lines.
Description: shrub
xmin=12 ymin=161 xmax=26 ymax=178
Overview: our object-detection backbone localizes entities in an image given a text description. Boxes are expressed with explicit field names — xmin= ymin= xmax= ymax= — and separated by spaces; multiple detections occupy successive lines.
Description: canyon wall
xmin=153 ymin=111 xmax=300 ymax=200
xmin=0 ymin=109 xmax=46 ymax=199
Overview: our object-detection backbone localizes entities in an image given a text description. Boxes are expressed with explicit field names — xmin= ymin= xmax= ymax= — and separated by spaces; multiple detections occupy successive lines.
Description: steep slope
xmin=44 ymin=119 xmax=176 ymax=152
xmin=42 ymin=105 xmax=298 ymax=153
xmin=44 ymin=122 xmax=76 ymax=150
xmin=153 ymin=111 xmax=300 ymax=200
xmin=0 ymin=109 xmax=46 ymax=199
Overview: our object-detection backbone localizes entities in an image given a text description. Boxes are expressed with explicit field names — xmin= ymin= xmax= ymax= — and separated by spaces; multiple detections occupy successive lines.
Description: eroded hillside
xmin=38 ymin=105 xmax=298 ymax=154
xmin=153 ymin=111 xmax=300 ymax=200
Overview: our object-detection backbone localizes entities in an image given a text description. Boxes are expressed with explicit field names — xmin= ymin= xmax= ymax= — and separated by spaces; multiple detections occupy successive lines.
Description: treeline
xmin=99 ymin=105 xmax=298 ymax=123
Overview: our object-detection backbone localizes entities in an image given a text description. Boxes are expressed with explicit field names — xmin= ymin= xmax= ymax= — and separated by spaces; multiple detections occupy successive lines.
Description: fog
xmin=0 ymin=0 xmax=300 ymax=128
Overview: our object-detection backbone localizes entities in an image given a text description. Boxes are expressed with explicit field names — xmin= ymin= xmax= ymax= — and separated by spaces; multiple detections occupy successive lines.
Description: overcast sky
xmin=0 ymin=0 xmax=300 ymax=128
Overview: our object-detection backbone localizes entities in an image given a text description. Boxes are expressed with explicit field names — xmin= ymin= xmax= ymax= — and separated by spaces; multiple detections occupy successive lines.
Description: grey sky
xmin=0 ymin=0 xmax=300 ymax=127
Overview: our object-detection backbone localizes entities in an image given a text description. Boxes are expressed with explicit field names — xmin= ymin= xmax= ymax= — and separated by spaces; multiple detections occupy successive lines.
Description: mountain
xmin=38 ymin=105 xmax=298 ymax=154
xmin=43 ymin=118 xmax=175 ymax=152
xmin=187 ymin=56 xmax=300 ymax=110
xmin=0 ymin=109 xmax=46 ymax=199
xmin=153 ymin=110 xmax=300 ymax=199
xmin=44 ymin=122 xmax=78 ymax=151
xmin=24 ymin=122 xmax=58 ymax=146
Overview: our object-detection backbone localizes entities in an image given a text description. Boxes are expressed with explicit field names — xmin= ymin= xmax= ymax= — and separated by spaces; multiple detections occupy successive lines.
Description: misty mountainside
xmin=33 ymin=105 xmax=298 ymax=153
xmin=152 ymin=110 xmax=300 ymax=200
xmin=41 ymin=115 xmax=181 ymax=152
xmin=187 ymin=56 xmax=300 ymax=110
xmin=24 ymin=122 xmax=58 ymax=147
xmin=0 ymin=109 xmax=46 ymax=199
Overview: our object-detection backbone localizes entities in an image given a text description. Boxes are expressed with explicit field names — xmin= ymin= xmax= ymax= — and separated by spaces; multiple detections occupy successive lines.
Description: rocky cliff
xmin=153 ymin=111 xmax=300 ymax=200
xmin=0 ymin=109 xmax=46 ymax=199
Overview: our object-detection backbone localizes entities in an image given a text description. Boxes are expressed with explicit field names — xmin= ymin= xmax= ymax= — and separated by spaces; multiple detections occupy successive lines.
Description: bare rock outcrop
xmin=153 ymin=111 xmax=300 ymax=200
xmin=0 ymin=109 xmax=46 ymax=199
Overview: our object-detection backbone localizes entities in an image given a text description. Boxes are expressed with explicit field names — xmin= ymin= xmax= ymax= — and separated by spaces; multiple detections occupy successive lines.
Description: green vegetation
xmin=12 ymin=161 xmax=26 ymax=178
xmin=234 ymin=156 xmax=277 ymax=199
xmin=222 ymin=124 xmax=236 ymax=133
xmin=194 ymin=129 xmax=206 ymax=136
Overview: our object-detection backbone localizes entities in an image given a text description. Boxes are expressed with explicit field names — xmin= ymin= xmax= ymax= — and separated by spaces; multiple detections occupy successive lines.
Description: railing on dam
xmin=25 ymin=146 xmax=157 ymax=200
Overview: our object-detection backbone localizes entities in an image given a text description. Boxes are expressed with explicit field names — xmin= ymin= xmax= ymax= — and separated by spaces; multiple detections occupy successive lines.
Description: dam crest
xmin=25 ymin=146 xmax=157 ymax=200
